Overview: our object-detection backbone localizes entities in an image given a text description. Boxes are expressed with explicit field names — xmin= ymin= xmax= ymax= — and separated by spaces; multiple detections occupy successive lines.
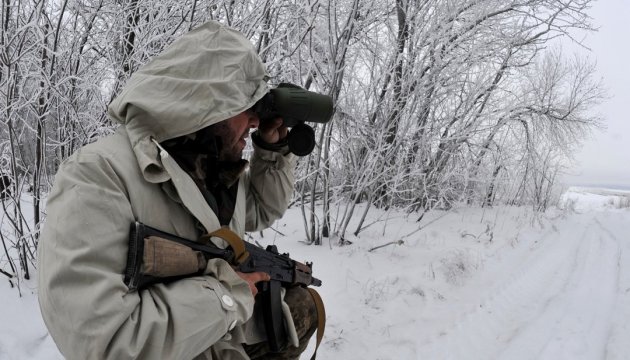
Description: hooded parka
xmin=37 ymin=21 xmax=297 ymax=360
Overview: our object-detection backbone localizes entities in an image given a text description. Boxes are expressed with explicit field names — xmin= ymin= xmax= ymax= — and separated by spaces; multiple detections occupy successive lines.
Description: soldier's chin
xmin=220 ymin=148 xmax=244 ymax=162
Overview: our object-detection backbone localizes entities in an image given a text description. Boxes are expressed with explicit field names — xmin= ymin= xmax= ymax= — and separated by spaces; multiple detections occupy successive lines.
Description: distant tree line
xmin=0 ymin=0 xmax=603 ymax=284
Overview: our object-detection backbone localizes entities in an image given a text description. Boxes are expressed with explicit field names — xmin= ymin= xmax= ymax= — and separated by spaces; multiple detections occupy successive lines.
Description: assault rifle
xmin=123 ymin=222 xmax=322 ymax=352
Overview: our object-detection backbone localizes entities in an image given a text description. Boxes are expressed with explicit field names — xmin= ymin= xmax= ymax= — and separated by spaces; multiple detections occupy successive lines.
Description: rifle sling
xmin=307 ymin=288 xmax=326 ymax=360
xmin=204 ymin=227 xmax=250 ymax=265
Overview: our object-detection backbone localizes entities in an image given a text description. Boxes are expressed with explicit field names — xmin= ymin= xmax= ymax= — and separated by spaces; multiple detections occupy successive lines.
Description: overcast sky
xmin=561 ymin=0 xmax=630 ymax=189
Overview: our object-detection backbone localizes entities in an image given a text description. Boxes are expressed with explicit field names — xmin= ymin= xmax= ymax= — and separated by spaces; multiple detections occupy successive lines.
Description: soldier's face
xmin=213 ymin=110 xmax=260 ymax=162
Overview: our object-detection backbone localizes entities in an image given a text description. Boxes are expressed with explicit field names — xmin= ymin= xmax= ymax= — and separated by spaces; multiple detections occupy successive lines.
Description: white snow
xmin=1 ymin=186 xmax=629 ymax=359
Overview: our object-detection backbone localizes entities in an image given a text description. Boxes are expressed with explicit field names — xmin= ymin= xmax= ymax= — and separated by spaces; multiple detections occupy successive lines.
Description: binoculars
xmin=253 ymin=83 xmax=334 ymax=156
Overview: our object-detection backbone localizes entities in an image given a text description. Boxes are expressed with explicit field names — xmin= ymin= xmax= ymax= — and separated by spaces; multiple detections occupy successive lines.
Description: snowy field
xmin=1 ymin=187 xmax=629 ymax=359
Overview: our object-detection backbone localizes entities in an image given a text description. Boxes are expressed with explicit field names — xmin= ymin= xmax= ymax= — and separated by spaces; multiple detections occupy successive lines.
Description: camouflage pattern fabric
xmin=162 ymin=130 xmax=247 ymax=226
xmin=243 ymin=286 xmax=319 ymax=360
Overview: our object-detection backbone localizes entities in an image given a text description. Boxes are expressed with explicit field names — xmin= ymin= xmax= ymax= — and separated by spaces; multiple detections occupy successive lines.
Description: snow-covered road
xmin=417 ymin=211 xmax=629 ymax=360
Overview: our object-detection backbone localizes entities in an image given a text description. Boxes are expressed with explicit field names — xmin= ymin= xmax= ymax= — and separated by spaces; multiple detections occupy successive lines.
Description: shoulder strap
xmin=202 ymin=227 xmax=250 ymax=265
xmin=307 ymin=288 xmax=326 ymax=360
xmin=154 ymin=140 xmax=222 ymax=233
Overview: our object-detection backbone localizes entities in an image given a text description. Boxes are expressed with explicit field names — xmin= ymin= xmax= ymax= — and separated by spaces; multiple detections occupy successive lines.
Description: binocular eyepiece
xmin=253 ymin=83 xmax=334 ymax=156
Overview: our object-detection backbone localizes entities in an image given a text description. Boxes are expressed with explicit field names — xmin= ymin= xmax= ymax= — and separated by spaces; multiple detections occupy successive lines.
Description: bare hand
xmin=257 ymin=117 xmax=288 ymax=144
xmin=236 ymin=271 xmax=270 ymax=296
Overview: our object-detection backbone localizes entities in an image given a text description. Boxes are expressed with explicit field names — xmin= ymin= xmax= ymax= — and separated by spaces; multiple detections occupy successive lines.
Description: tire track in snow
xmin=596 ymin=213 xmax=630 ymax=360
xmin=418 ymin=214 xmax=620 ymax=360
xmin=498 ymin=216 xmax=619 ymax=360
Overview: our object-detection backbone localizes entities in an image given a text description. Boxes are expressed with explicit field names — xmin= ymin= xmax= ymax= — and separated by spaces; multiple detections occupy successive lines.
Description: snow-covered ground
xmin=1 ymin=187 xmax=628 ymax=359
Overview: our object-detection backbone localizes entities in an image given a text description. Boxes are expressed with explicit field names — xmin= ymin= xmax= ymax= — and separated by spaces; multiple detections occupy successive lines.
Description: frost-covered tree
xmin=0 ymin=0 xmax=603 ymax=286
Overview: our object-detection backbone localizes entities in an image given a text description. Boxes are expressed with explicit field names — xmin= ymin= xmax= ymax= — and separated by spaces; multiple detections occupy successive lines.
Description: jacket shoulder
xmin=65 ymin=129 xmax=133 ymax=164
xmin=51 ymin=129 xmax=141 ymax=197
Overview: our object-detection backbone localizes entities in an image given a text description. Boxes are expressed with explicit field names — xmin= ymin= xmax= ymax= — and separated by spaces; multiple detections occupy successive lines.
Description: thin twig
xmin=268 ymin=226 xmax=286 ymax=237
xmin=401 ymin=211 xmax=452 ymax=240
xmin=368 ymin=240 xmax=404 ymax=252
xmin=0 ymin=268 xmax=14 ymax=279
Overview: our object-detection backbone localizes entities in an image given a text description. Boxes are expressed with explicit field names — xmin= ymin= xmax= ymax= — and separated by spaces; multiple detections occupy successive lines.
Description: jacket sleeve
xmin=243 ymin=144 xmax=296 ymax=232
xmin=37 ymin=152 xmax=254 ymax=360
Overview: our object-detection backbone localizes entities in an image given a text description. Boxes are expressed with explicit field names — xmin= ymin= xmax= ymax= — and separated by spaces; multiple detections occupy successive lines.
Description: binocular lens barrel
xmin=269 ymin=87 xmax=334 ymax=128
xmin=253 ymin=83 xmax=334 ymax=156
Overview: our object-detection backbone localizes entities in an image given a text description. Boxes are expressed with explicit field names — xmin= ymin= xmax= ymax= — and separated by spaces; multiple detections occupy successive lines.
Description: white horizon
xmin=562 ymin=1 xmax=630 ymax=189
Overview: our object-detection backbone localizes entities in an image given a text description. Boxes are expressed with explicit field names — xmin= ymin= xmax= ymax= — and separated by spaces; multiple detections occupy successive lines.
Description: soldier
xmin=38 ymin=21 xmax=317 ymax=360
